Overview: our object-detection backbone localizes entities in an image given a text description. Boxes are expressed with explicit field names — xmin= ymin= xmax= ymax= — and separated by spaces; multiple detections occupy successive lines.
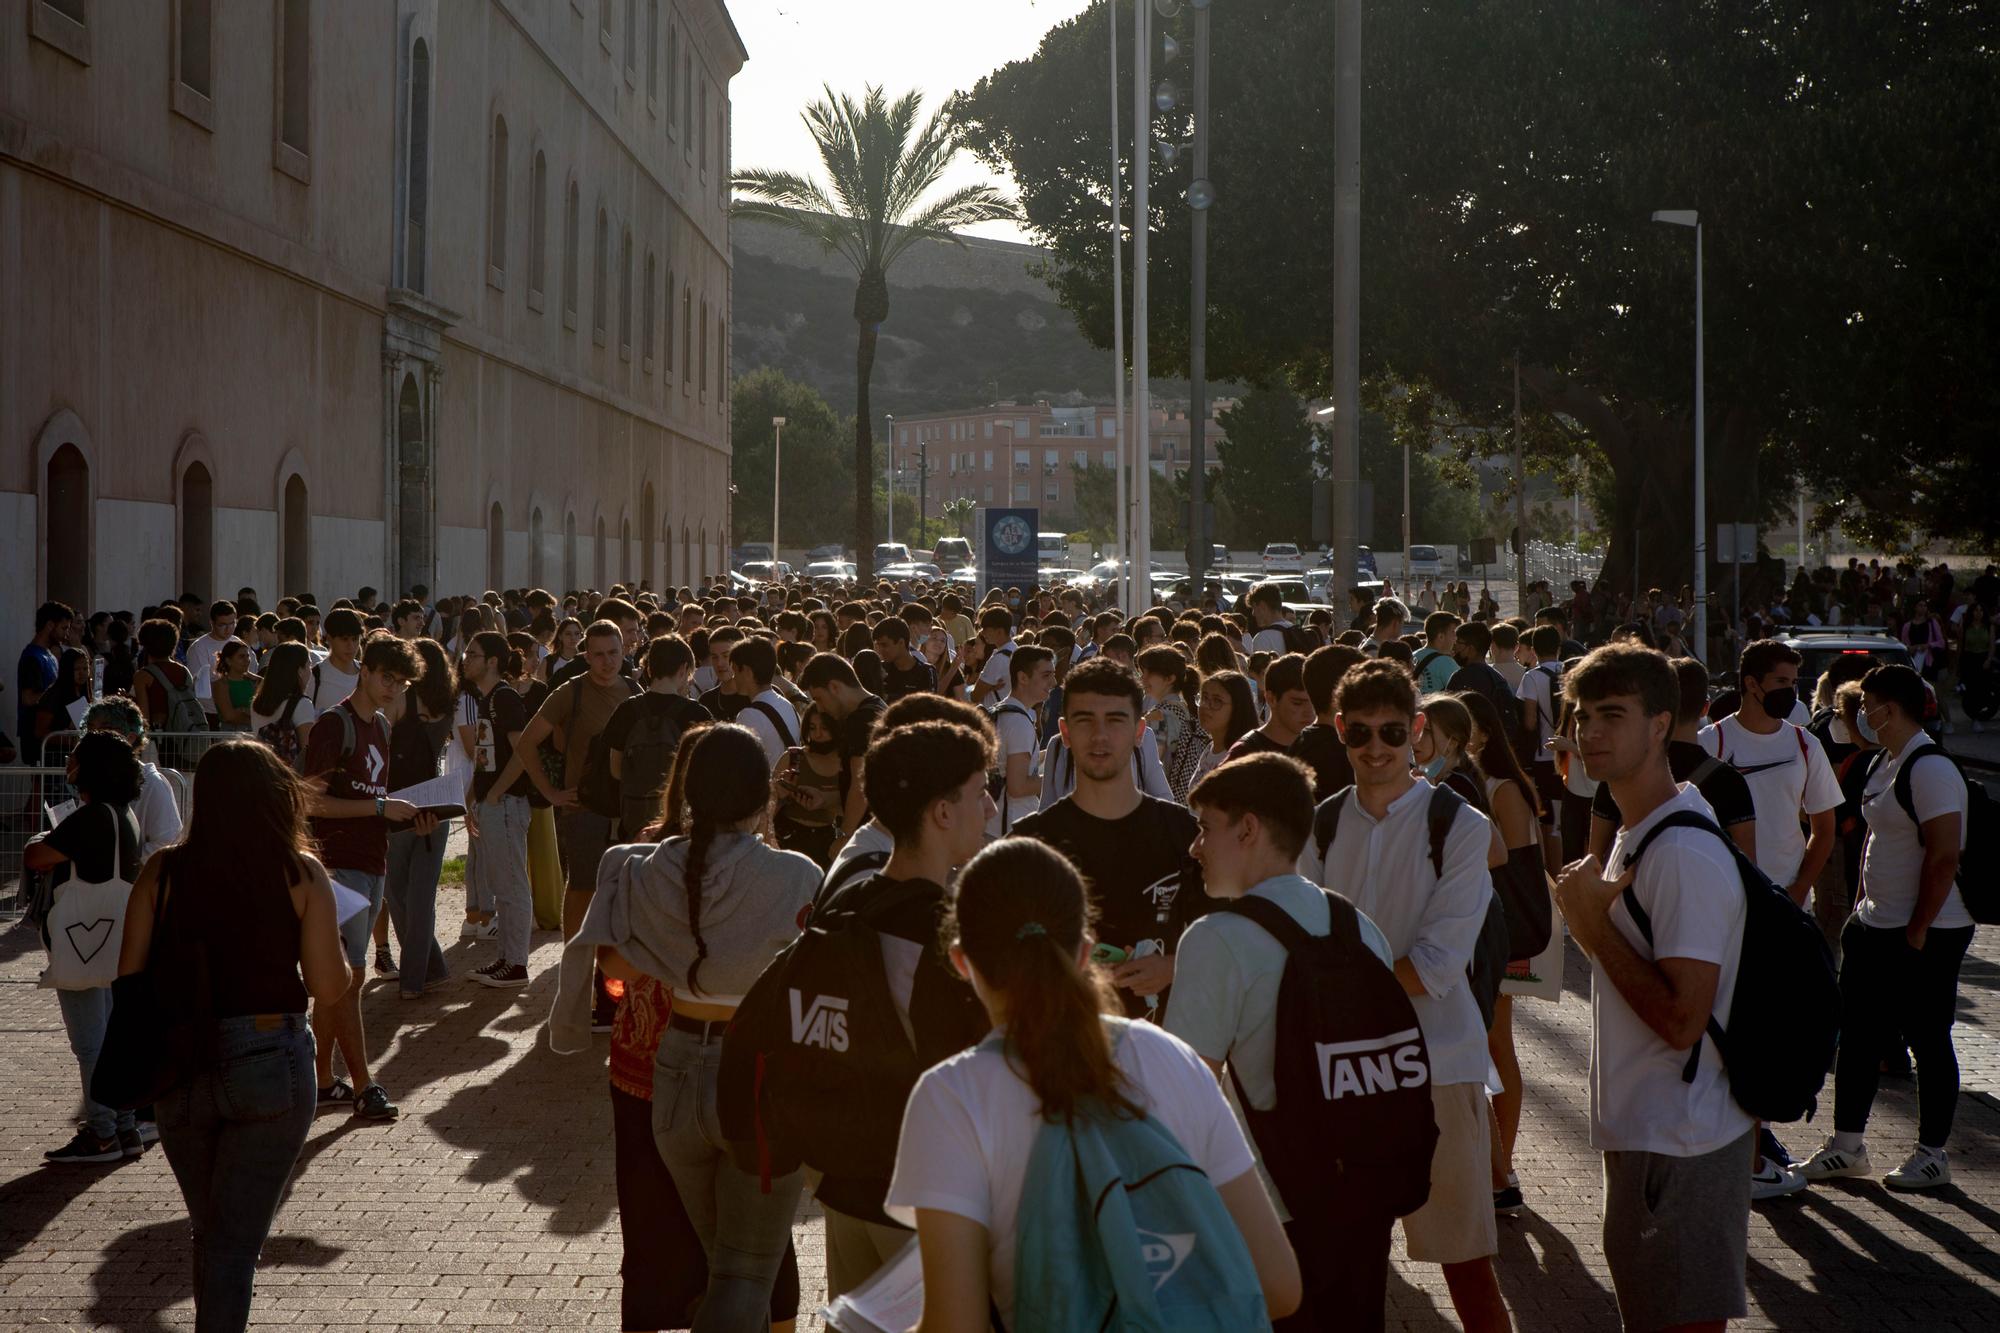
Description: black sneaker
xmin=353 ymin=1083 xmax=399 ymax=1121
xmin=374 ymin=946 xmax=399 ymax=980
xmin=316 ymin=1079 xmax=356 ymax=1112
xmin=117 ymin=1127 xmax=147 ymax=1159
xmin=468 ymin=959 xmax=505 ymax=981
xmin=473 ymin=963 xmax=529 ymax=988
xmin=1493 ymin=1184 xmax=1525 ymax=1218
xmin=45 ymin=1128 xmax=124 ymax=1164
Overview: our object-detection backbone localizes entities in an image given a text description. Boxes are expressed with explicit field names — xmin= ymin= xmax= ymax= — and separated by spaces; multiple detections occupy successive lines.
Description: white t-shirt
xmin=978 ymin=639 xmax=1019 ymax=702
xmin=1702 ymin=715 xmax=1840 ymax=888
xmin=1593 ymin=783 xmax=1754 ymax=1156
xmin=1858 ymin=738 xmax=1971 ymax=930
xmin=310 ymin=659 xmax=360 ymax=712
xmin=184 ymin=633 xmax=235 ymax=707
xmin=1247 ymin=622 xmax=1296 ymax=656
xmin=885 ymin=1018 xmax=1256 ymax=1330
xmin=988 ymin=700 xmax=1040 ymax=836
xmin=249 ymin=695 xmax=317 ymax=737
xmin=738 ymin=688 xmax=799 ymax=765
xmin=1516 ymin=661 xmax=1562 ymax=762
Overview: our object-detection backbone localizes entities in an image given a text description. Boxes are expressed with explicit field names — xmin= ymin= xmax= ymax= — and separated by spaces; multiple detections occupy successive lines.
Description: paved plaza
xmin=3 ymin=910 xmax=1999 ymax=1332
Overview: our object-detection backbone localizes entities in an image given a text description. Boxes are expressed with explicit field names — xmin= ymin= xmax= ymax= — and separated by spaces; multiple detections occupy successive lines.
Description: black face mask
xmin=806 ymin=738 xmax=838 ymax=755
xmin=1759 ymin=685 xmax=1798 ymax=720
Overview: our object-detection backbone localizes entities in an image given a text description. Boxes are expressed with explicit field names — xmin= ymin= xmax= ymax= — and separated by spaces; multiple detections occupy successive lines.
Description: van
xmin=933 ymin=536 xmax=973 ymax=569
xmin=1037 ymin=531 xmax=1070 ymax=565
xmin=873 ymin=542 xmax=911 ymax=568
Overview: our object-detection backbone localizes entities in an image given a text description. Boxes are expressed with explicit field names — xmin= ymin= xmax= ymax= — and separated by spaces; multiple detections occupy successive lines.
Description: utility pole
xmin=1109 ymin=0 xmax=1129 ymax=614
xmin=1186 ymin=0 xmax=1214 ymax=596
xmin=1330 ymin=0 xmax=1361 ymax=598
xmin=1132 ymin=0 xmax=1153 ymax=609
xmin=884 ymin=413 xmax=895 ymax=550
xmin=1514 ymin=353 xmax=1527 ymax=602
xmin=919 ymin=442 xmax=928 ymax=550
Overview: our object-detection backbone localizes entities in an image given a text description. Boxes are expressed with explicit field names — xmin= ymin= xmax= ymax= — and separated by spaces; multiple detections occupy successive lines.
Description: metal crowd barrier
xmin=39 ymin=727 xmax=231 ymax=776
xmin=1 ymin=767 xmax=70 ymax=920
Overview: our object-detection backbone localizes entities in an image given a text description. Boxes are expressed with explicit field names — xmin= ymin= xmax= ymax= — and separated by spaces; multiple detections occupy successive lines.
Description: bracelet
xmin=375 ymin=796 xmax=385 ymax=816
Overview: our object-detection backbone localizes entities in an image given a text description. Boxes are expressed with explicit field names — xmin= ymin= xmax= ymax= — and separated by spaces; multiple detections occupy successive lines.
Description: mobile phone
xmin=1089 ymin=943 xmax=1129 ymax=965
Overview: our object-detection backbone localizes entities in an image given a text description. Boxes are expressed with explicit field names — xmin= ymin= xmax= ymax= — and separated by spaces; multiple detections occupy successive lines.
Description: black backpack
xmin=1218 ymin=889 xmax=1439 ymax=1220
xmin=1884 ymin=746 xmax=1997 ymax=925
xmin=1278 ymin=622 xmax=1318 ymax=657
xmin=615 ymin=694 xmax=702 ymax=839
xmin=985 ymin=700 xmax=1037 ymax=832
xmin=811 ymin=847 xmax=889 ymax=916
xmin=1314 ymin=783 xmax=1512 ymax=1029
xmin=717 ymin=877 xmax=977 ymax=1191
xmin=1622 ymin=811 xmax=1839 ymax=1124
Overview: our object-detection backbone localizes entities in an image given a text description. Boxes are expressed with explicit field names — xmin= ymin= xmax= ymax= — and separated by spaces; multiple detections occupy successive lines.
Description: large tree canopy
xmin=951 ymin=1 xmax=1999 ymax=591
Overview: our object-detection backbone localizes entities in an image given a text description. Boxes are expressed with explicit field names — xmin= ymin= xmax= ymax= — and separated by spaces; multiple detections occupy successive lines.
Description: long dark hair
xmin=947 ymin=839 xmax=1137 ymax=1124
xmin=251 ymin=642 xmax=311 ymax=717
xmin=44 ymin=647 xmax=90 ymax=711
xmin=1455 ymin=689 xmax=1541 ymax=820
xmin=409 ymin=638 xmax=457 ymax=718
xmin=677 ymin=724 xmax=772 ymax=996
xmin=1202 ymin=669 xmax=1259 ymax=749
xmin=161 ymin=739 xmax=312 ymax=896
xmin=640 ymin=721 xmax=713 ymax=842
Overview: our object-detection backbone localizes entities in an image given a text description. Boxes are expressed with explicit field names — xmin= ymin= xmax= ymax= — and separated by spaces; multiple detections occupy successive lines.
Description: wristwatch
xmin=375 ymin=797 xmax=385 ymax=816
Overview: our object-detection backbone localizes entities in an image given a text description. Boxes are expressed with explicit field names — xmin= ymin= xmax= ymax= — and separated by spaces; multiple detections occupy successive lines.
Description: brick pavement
xmin=3 ymin=910 xmax=1999 ymax=1331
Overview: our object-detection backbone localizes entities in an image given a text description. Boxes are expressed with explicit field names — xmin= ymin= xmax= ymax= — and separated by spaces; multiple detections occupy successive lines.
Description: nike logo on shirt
xmin=1730 ymin=759 xmax=1798 ymax=776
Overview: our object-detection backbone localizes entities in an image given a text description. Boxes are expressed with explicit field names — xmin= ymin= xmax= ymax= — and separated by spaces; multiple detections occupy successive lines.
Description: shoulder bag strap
xmin=1425 ymin=782 xmax=1467 ymax=878
xmin=1313 ymin=787 xmax=1353 ymax=862
xmin=1218 ymin=893 xmax=1315 ymax=953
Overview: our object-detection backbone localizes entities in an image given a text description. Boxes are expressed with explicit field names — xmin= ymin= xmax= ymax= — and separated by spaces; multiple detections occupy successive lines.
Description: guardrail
xmin=38 ymin=728 xmax=234 ymax=776
xmin=0 ymin=764 xmax=191 ymax=922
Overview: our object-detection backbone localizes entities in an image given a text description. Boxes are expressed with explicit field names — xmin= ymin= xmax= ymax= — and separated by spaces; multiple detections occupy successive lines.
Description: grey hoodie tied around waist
xmin=547 ymin=831 xmax=821 ymax=1054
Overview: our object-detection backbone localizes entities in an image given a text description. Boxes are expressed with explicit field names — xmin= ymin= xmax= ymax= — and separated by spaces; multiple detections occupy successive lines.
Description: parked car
xmin=1407 ymin=544 xmax=1443 ymax=578
xmin=872 ymin=542 xmax=911 ymax=568
xmin=1262 ymin=542 xmax=1305 ymax=574
xmin=881 ymin=561 xmax=944 ymax=581
xmin=741 ymin=561 xmax=793 ymax=583
xmin=1313 ymin=544 xmax=1380 ymax=580
xmin=805 ymin=560 xmax=856 ymax=584
xmin=933 ymin=536 xmax=973 ymax=568
xmin=733 ymin=542 xmax=773 ymax=571
xmin=805 ymin=543 xmax=847 ymax=562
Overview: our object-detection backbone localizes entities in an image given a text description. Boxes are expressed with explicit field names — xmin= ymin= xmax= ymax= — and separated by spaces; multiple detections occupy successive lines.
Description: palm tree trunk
xmin=853 ymin=266 xmax=891 ymax=582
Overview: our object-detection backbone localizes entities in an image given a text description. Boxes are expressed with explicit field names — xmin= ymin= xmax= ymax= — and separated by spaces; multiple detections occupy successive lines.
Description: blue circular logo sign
xmin=993 ymin=516 xmax=1032 ymax=556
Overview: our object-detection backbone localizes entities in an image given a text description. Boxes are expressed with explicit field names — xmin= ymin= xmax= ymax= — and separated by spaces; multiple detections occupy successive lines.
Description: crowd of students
xmin=10 ymin=562 xmax=1986 ymax=1331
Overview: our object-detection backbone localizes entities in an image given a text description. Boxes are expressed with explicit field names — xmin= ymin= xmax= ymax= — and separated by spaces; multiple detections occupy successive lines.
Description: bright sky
xmin=729 ymin=0 xmax=1097 ymax=243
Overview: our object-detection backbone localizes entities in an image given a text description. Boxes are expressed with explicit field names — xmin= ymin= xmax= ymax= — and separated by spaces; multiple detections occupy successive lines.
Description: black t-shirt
xmin=602 ymin=691 xmax=713 ymax=753
xmin=1591 ymin=738 xmax=1755 ymax=833
xmin=881 ymin=657 xmax=936 ymax=701
xmin=1288 ymin=724 xmax=1354 ymax=803
xmin=1010 ymin=796 xmax=1206 ymax=1018
xmin=837 ymin=694 xmax=889 ymax=812
xmin=472 ymin=682 xmax=532 ymax=801
xmin=45 ymin=801 xmax=141 ymax=892
xmin=698 ymin=685 xmax=750 ymax=722
xmin=1227 ymin=728 xmax=1290 ymax=760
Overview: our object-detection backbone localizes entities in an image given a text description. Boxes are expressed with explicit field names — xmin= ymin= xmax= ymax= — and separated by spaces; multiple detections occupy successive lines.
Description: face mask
xmin=1759 ymin=685 xmax=1798 ymax=720
xmin=1854 ymin=709 xmax=1880 ymax=745
xmin=1423 ymin=753 xmax=1453 ymax=782
xmin=806 ymin=738 xmax=838 ymax=754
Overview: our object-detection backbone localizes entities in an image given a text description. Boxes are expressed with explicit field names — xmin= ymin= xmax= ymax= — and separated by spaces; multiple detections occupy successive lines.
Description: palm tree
xmin=733 ymin=86 xmax=1015 ymax=581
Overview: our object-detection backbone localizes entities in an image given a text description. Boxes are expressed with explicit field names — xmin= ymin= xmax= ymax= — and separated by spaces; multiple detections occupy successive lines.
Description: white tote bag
xmin=40 ymin=826 xmax=134 ymax=991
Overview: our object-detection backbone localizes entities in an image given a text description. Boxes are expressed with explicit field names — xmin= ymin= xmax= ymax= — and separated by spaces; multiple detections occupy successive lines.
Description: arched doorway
xmin=564 ymin=511 xmax=577 ymax=590
xmin=180 ymin=460 xmax=214 ymax=600
xmin=46 ymin=443 xmax=91 ymax=611
xmin=282 ymin=474 xmax=310 ymax=597
xmin=620 ymin=518 xmax=632 ymax=583
xmin=397 ymin=373 xmax=430 ymax=595
xmin=640 ymin=482 xmax=656 ymax=591
xmin=529 ymin=507 xmax=545 ymax=587
xmin=594 ymin=516 xmax=606 ymax=588
xmin=487 ymin=502 xmax=506 ymax=589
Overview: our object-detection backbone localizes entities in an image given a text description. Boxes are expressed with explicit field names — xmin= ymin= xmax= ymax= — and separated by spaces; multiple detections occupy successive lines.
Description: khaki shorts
xmin=1399 ymin=1080 xmax=1499 ymax=1265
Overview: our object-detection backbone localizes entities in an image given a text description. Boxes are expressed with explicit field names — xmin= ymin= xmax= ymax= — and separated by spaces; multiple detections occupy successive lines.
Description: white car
xmin=741 ymin=561 xmax=793 ymax=583
xmin=805 ymin=560 xmax=855 ymax=584
xmin=880 ymin=561 xmax=944 ymax=581
xmin=1262 ymin=542 xmax=1305 ymax=574
xmin=1407 ymin=544 xmax=1443 ymax=578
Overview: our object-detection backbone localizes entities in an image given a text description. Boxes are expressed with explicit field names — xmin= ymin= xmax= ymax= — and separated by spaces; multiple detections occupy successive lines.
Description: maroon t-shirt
xmin=303 ymin=700 xmax=391 ymax=875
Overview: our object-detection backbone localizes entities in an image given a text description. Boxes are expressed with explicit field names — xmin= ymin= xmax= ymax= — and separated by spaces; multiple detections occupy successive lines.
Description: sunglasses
xmin=1341 ymin=721 xmax=1410 ymax=749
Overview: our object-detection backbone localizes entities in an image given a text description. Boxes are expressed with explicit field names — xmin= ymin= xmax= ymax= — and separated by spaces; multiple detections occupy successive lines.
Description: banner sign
xmin=979 ymin=507 xmax=1039 ymax=601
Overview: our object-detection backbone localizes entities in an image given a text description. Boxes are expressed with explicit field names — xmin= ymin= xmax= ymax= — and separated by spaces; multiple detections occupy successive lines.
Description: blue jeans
xmin=386 ymin=826 xmax=451 ymax=996
xmin=57 ymin=986 xmax=136 ymax=1140
xmin=652 ymin=1027 xmax=806 ymax=1333
xmin=472 ymin=797 xmax=533 ymax=967
xmin=334 ymin=871 xmax=386 ymax=969
xmin=156 ymin=1015 xmax=316 ymax=1333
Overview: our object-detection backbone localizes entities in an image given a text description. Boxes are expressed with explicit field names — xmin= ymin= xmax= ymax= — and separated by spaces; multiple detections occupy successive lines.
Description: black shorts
xmin=1530 ymin=760 xmax=1563 ymax=826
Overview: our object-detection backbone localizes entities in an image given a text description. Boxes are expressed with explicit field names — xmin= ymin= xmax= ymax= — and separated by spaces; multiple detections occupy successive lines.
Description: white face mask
xmin=1854 ymin=709 xmax=1881 ymax=745
xmin=1830 ymin=718 xmax=1853 ymax=747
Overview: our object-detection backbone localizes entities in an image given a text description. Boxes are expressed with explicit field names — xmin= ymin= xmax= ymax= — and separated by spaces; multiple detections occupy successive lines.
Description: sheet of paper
xmin=821 ymin=1238 xmax=922 ymax=1333
xmin=45 ymin=799 xmax=78 ymax=829
xmin=331 ymin=879 xmax=373 ymax=926
xmin=66 ymin=695 xmax=90 ymax=727
xmin=387 ymin=769 xmax=471 ymax=810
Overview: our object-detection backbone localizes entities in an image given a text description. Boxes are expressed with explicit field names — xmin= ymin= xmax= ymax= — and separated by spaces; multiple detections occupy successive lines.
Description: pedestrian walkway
xmin=2 ymin=916 xmax=1997 ymax=1330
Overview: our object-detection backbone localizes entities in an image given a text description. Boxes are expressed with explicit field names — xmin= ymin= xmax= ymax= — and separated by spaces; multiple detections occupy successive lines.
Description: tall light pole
xmin=1652 ymin=209 xmax=1706 ymax=662
xmin=1108 ymin=0 xmax=1130 ymax=614
xmin=884 ymin=412 xmax=896 ymax=549
xmin=770 ymin=415 xmax=786 ymax=573
xmin=1330 ymin=0 xmax=1362 ymax=599
xmin=1131 ymin=0 xmax=1152 ymax=609
xmin=1184 ymin=0 xmax=1214 ymax=596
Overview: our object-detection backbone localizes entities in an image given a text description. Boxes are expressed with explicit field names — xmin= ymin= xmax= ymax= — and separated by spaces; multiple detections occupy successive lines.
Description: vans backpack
xmin=1885 ymin=746 xmax=1997 ymax=925
xmin=1010 ymin=1026 xmax=1272 ymax=1333
xmin=615 ymin=694 xmax=702 ymax=839
xmin=143 ymin=664 xmax=209 ymax=735
xmin=717 ymin=877 xmax=938 ymax=1188
xmin=1218 ymin=890 xmax=1438 ymax=1220
xmin=1622 ymin=811 xmax=1840 ymax=1123
xmin=1314 ymin=783 xmax=1512 ymax=1029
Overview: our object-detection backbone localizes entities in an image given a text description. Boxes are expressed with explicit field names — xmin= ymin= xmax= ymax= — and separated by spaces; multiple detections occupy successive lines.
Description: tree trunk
xmin=853 ymin=266 xmax=891 ymax=583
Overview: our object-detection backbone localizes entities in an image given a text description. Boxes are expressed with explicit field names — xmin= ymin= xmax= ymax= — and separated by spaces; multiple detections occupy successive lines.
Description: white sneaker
xmin=458 ymin=920 xmax=483 ymax=940
xmin=1798 ymin=1139 xmax=1872 ymax=1181
xmin=1750 ymin=1160 xmax=1808 ymax=1200
xmin=1885 ymin=1147 xmax=1951 ymax=1192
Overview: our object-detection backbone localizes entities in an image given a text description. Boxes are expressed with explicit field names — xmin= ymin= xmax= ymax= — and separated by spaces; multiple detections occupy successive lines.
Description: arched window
xmin=619 ymin=226 xmax=633 ymax=358
xmin=699 ymin=80 xmax=709 ymax=175
xmin=487 ymin=501 xmax=506 ymax=588
xmin=640 ymin=483 xmax=656 ymax=590
xmin=664 ymin=269 xmax=675 ymax=375
xmin=594 ymin=515 xmax=606 ymax=588
xmin=682 ymin=286 xmax=692 ymax=385
xmin=699 ymin=298 xmax=709 ymax=400
xmin=593 ymin=204 xmax=609 ymax=343
xmin=716 ymin=315 xmax=725 ymax=400
xmin=46 ymin=443 xmax=91 ymax=612
xmin=282 ymin=473 xmax=310 ymax=596
xmin=647 ymin=0 xmax=659 ymax=105
xmin=405 ymin=39 xmax=430 ymax=291
xmin=487 ymin=114 xmax=508 ymax=286
xmin=620 ymin=517 xmax=632 ymax=582
xmin=668 ymin=20 xmax=679 ymax=132
xmin=642 ymin=252 xmax=657 ymax=365
xmin=529 ymin=507 xmax=545 ymax=586
xmin=564 ymin=511 xmax=578 ymax=590
xmin=529 ymin=149 xmax=548 ymax=307
xmin=623 ymin=0 xmax=636 ymax=80
xmin=180 ymin=459 xmax=214 ymax=604
xmin=396 ymin=373 xmax=429 ymax=594
xmin=563 ymin=179 xmax=579 ymax=327
xmin=681 ymin=529 xmax=692 ymax=589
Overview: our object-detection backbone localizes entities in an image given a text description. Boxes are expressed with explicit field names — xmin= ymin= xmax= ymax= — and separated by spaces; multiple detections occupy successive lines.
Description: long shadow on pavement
xmin=1750 ymin=1184 xmax=2000 ymax=1328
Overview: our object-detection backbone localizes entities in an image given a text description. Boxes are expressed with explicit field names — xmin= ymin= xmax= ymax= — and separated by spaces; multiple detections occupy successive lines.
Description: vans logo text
xmin=1316 ymin=1027 xmax=1428 ymax=1099
xmin=788 ymin=990 xmax=849 ymax=1052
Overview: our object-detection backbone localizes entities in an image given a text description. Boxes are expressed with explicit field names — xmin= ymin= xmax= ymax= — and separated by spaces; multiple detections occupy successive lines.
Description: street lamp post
xmin=1652 ymin=209 xmax=1706 ymax=662
xmin=771 ymin=416 xmax=786 ymax=576
xmin=884 ymin=413 xmax=895 ymax=550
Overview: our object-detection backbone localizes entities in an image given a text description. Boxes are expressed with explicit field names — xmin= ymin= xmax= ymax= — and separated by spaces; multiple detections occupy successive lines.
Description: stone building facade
xmin=2 ymin=0 xmax=742 ymax=656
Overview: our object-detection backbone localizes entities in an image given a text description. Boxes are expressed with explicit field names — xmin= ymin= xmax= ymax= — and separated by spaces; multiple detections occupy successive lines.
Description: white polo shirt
xmin=1296 ymin=779 xmax=1495 ymax=1087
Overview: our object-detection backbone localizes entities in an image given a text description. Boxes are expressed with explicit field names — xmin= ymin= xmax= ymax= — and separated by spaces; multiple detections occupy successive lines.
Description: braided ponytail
xmin=673 ymin=723 xmax=775 ymax=998
xmin=681 ymin=817 xmax=715 ymax=996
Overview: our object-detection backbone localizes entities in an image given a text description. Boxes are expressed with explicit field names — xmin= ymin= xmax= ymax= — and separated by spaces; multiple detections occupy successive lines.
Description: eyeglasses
xmin=1341 ymin=721 xmax=1410 ymax=749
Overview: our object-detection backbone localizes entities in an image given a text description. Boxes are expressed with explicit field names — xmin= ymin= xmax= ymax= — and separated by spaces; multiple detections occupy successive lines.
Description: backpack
xmin=811 ymin=847 xmax=890 ymax=916
xmin=1519 ymin=661 xmax=1561 ymax=757
xmin=1412 ymin=647 xmax=1446 ymax=680
xmin=717 ymin=877 xmax=939 ymax=1189
xmin=1314 ymin=783 xmax=1512 ymax=1028
xmin=257 ymin=693 xmax=306 ymax=769
xmin=1010 ymin=1025 xmax=1272 ymax=1332
xmin=1885 ymin=746 xmax=1998 ymax=925
xmin=143 ymin=663 xmax=209 ymax=735
xmin=1621 ymin=811 xmax=1840 ymax=1124
xmin=986 ymin=700 xmax=1037 ymax=833
xmin=1217 ymin=890 xmax=1439 ymax=1221
xmin=744 ymin=698 xmax=798 ymax=750
xmin=573 ymin=677 xmax=643 ymax=818
xmin=1278 ymin=621 xmax=1317 ymax=657
xmin=615 ymin=694 xmax=700 ymax=839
